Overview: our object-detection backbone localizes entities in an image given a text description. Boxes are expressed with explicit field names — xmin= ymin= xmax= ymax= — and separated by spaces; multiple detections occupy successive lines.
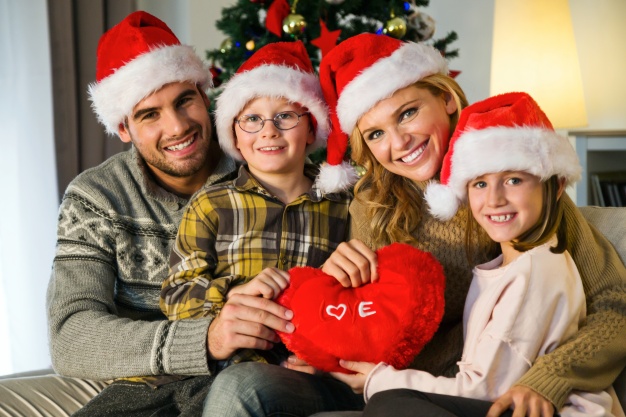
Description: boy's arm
xmin=513 ymin=195 xmax=626 ymax=408
xmin=160 ymin=195 xmax=238 ymax=320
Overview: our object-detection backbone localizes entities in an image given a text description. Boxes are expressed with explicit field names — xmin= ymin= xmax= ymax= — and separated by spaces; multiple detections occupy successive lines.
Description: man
xmin=0 ymin=11 xmax=293 ymax=416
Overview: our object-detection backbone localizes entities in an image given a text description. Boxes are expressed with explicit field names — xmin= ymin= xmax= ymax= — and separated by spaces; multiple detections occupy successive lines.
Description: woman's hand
xmin=486 ymin=386 xmax=555 ymax=417
xmin=330 ymin=360 xmax=377 ymax=394
xmin=227 ymin=267 xmax=290 ymax=300
xmin=322 ymin=239 xmax=378 ymax=287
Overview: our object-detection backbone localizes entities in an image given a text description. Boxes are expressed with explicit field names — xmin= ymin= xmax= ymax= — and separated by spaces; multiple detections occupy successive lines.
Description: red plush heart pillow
xmin=276 ymin=242 xmax=445 ymax=373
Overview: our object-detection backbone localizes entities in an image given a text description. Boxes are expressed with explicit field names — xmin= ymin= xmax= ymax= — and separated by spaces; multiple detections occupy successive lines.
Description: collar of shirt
xmin=233 ymin=164 xmax=347 ymax=203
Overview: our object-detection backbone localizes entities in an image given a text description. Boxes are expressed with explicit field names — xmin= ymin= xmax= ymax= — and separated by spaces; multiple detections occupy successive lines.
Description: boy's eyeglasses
xmin=235 ymin=111 xmax=310 ymax=133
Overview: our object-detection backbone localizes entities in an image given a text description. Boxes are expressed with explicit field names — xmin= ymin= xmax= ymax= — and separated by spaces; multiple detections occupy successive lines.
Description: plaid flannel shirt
xmin=160 ymin=165 xmax=351 ymax=366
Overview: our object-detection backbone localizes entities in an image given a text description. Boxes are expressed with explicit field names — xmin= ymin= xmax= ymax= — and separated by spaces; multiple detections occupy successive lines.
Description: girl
xmin=326 ymin=92 xmax=614 ymax=417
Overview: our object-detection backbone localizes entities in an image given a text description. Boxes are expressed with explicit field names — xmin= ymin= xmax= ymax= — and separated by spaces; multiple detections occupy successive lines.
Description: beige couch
xmin=0 ymin=206 xmax=625 ymax=416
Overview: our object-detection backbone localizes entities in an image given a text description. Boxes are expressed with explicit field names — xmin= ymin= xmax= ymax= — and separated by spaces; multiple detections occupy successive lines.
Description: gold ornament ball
xmin=282 ymin=13 xmax=307 ymax=36
xmin=220 ymin=38 xmax=233 ymax=53
xmin=383 ymin=16 xmax=407 ymax=39
xmin=245 ymin=40 xmax=255 ymax=51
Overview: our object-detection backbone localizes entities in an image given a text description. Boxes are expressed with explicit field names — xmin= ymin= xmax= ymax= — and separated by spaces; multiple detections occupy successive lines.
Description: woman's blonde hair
xmin=350 ymin=73 xmax=469 ymax=246
xmin=464 ymin=175 xmax=568 ymax=264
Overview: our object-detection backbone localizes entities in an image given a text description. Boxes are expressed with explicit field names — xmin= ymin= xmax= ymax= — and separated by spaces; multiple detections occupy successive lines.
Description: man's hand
xmin=227 ymin=267 xmax=290 ymax=300
xmin=487 ymin=386 xmax=555 ymax=417
xmin=207 ymin=293 xmax=294 ymax=360
xmin=321 ymin=239 xmax=378 ymax=288
xmin=329 ymin=360 xmax=377 ymax=394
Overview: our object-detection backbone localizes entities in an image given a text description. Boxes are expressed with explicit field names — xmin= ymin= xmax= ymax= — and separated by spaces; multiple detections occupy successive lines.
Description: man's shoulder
xmin=65 ymin=150 xmax=136 ymax=194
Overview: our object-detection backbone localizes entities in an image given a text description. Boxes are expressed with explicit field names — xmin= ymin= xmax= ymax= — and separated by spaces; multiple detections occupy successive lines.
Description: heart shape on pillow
xmin=277 ymin=242 xmax=445 ymax=373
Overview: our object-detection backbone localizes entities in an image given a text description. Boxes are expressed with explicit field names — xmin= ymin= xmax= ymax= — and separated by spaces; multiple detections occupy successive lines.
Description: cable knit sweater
xmin=349 ymin=189 xmax=626 ymax=409
xmin=46 ymin=147 xmax=238 ymax=381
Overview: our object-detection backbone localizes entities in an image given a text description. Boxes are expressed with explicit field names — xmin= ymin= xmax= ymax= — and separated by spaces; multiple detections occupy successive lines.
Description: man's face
xmin=118 ymin=81 xmax=213 ymax=182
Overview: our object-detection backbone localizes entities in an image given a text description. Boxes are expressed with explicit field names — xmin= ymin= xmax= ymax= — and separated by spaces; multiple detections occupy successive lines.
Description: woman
xmin=202 ymin=33 xmax=626 ymax=417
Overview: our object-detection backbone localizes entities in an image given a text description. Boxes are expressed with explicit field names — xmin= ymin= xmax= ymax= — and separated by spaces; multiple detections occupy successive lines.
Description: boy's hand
xmin=322 ymin=239 xmax=378 ymax=288
xmin=330 ymin=360 xmax=376 ymax=394
xmin=227 ymin=267 xmax=290 ymax=300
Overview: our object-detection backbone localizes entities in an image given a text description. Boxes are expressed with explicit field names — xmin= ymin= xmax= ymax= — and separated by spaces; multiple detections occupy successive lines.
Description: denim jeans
xmin=202 ymin=362 xmax=364 ymax=417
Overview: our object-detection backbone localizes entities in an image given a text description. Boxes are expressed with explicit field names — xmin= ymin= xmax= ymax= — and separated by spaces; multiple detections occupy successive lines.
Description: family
xmin=1 ymin=10 xmax=625 ymax=417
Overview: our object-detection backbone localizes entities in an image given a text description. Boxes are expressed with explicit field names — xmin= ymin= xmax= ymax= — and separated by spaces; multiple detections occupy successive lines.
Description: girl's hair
xmin=464 ymin=175 xmax=568 ymax=263
xmin=350 ymin=73 xmax=469 ymax=246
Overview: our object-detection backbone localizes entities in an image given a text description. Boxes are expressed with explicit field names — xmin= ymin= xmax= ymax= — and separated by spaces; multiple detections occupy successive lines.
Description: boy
xmin=160 ymin=41 xmax=352 ymax=367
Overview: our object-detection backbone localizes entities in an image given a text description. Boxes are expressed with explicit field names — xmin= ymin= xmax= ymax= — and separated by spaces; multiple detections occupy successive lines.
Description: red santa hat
xmin=425 ymin=92 xmax=582 ymax=221
xmin=215 ymin=41 xmax=329 ymax=161
xmin=88 ymin=11 xmax=212 ymax=136
xmin=316 ymin=33 xmax=449 ymax=193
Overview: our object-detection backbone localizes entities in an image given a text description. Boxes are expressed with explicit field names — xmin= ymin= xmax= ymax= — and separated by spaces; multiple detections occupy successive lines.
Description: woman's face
xmin=356 ymin=84 xmax=457 ymax=182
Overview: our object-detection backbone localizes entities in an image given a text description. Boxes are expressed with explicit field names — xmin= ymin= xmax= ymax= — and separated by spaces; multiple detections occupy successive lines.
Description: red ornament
xmin=449 ymin=70 xmax=461 ymax=78
xmin=209 ymin=65 xmax=223 ymax=87
xmin=265 ymin=0 xmax=290 ymax=37
xmin=276 ymin=243 xmax=446 ymax=373
xmin=311 ymin=20 xmax=342 ymax=57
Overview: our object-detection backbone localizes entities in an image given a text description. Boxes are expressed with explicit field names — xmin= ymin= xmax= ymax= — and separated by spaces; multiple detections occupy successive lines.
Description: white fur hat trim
xmin=89 ymin=44 xmax=211 ymax=136
xmin=336 ymin=42 xmax=447 ymax=134
xmin=426 ymin=126 xmax=582 ymax=221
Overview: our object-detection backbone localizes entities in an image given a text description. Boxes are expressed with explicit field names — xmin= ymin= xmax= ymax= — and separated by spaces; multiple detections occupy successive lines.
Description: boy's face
xmin=234 ymin=96 xmax=315 ymax=179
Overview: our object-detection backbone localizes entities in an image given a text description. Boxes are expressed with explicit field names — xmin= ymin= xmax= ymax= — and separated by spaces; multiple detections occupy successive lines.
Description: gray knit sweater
xmin=46 ymin=147 xmax=238 ymax=381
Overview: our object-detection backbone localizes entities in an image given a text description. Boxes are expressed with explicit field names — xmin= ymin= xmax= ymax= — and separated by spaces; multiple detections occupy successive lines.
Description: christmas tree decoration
xmin=311 ymin=20 xmax=342 ymax=57
xmin=265 ymin=0 xmax=290 ymax=37
xmin=219 ymin=38 xmax=233 ymax=53
xmin=206 ymin=0 xmax=459 ymax=101
xmin=383 ymin=14 xmax=407 ymax=39
xmin=282 ymin=12 xmax=307 ymax=36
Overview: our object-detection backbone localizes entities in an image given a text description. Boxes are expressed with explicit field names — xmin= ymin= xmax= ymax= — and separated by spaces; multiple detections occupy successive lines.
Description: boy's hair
xmin=464 ymin=175 xmax=567 ymax=264
xmin=349 ymin=74 xmax=468 ymax=246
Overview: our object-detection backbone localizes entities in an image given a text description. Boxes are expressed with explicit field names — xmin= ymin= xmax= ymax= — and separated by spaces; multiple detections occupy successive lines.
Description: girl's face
xmin=234 ymin=96 xmax=314 ymax=179
xmin=468 ymin=171 xmax=544 ymax=247
xmin=356 ymin=84 xmax=457 ymax=182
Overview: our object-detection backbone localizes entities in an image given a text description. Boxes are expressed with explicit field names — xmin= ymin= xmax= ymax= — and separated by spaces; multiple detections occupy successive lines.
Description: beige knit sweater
xmin=349 ymin=191 xmax=626 ymax=408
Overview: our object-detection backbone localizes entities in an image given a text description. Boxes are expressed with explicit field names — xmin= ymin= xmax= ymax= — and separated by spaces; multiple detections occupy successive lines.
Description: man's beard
xmin=134 ymin=126 xmax=213 ymax=178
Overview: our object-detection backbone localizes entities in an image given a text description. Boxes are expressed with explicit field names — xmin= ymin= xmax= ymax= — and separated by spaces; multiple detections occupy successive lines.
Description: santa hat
xmin=215 ymin=41 xmax=329 ymax=161
xmin=316 ymin=33 xmax=449 ymax=193
xmin=88 ymin=11 xmax=211 ymax=136
xmin=425 ymin=92 xmax=582 ymax=221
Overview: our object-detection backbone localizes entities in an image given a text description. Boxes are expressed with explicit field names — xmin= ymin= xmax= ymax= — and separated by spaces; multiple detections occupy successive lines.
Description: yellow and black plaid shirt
xmin=159 ymin=165 xmax=351 ymax=365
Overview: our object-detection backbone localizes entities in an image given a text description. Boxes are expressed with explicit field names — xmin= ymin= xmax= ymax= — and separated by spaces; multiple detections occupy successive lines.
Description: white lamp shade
xmin=490 ymin=0 xmax=588 ymax=129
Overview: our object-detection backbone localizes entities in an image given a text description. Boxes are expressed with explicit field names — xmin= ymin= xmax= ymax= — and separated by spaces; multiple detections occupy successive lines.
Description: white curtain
xmin=0 ymin=0 xmax=58 ymax=375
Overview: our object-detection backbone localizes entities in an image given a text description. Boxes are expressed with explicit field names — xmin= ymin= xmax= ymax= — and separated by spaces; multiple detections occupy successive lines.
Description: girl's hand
xmin=322 ymin=239 xmax=378 ymax=287
xmin=227 ymin=267 xmax=290 ymax=300
xmin=282 ymin=355 xmax=321 ymax=375
xmin=330 ymin=360 xmax=377 ymax=394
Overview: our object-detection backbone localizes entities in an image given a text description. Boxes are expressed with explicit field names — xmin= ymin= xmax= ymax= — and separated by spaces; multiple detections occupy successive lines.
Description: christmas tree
xmin=207 ymin=0 xmax=459 ymax=87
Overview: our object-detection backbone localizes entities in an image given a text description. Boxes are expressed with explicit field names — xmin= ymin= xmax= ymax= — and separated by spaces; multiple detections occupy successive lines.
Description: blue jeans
xmin=202 ymin=362 xmax=364 ymax=417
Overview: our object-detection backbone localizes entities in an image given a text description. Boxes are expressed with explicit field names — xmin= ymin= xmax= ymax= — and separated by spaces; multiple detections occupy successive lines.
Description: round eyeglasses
xmin=235 ymin=111 xmax=310 ymax=133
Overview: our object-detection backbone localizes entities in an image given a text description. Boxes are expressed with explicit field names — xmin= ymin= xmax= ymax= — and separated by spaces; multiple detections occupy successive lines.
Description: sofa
xmin=0 ymin=206 xmax=625 ymax=417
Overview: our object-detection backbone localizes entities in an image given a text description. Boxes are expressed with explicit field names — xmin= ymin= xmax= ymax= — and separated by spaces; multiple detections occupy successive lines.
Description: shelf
xmin=570 ymin=130 xmax=626 ymax=206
